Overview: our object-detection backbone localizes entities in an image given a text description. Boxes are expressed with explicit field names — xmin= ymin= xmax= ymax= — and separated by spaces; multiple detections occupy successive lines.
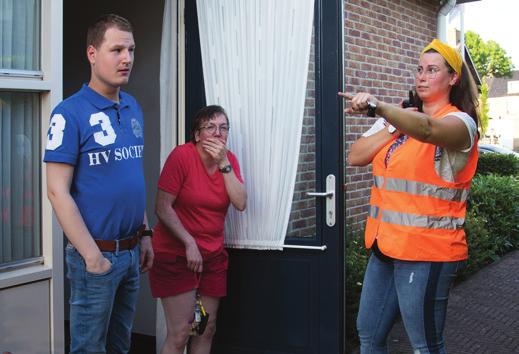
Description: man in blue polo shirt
xmin=44 ymin=14 xmax=154 ymax=353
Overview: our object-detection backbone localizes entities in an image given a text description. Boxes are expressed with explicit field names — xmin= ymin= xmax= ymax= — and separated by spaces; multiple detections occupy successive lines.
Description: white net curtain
xmin=197 ymin=0 xmax=315 ymax=250
xmin=159 ymin=0 xmax=178 ymax=167
xmin=156 ymin=0 xmax=178 ymax=350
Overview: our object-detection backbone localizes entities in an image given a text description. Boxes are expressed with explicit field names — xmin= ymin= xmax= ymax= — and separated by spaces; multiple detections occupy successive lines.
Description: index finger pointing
xmin=338 ymin=92 xmax=354 ymax=100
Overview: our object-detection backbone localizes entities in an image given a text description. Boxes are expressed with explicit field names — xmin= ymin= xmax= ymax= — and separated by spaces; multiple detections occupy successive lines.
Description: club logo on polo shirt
xmin=131 ymin=118 xmax=143 ymax=138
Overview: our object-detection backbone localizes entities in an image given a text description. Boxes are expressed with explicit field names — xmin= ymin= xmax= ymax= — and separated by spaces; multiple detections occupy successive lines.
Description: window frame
xmin=0 ymin=0 xmax=63 ymax=290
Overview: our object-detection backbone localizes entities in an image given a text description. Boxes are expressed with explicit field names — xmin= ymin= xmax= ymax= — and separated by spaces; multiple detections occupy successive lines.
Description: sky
xmin=462 ymin=0 xmax=519 ymax=68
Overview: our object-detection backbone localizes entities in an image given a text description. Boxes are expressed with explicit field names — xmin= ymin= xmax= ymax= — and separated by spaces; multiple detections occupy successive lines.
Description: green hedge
xmin=345 ymin=231 xmax=369 ymax=353
xmin=464 ymin=174 xmax=519 ymax=270
xmin=476 ymin=152 xmax=519 ymax=176
xmin=463 ymin=209 xmax=494 ymax=274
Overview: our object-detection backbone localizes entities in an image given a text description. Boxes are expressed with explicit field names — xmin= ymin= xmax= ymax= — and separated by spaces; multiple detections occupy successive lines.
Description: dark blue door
xmin=185 ymin=1 xmax=344 ymax=353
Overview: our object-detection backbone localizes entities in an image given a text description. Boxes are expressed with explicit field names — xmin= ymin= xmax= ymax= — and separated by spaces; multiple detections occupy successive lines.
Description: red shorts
xmin=149 ymin=250 xmax=229 ymax=298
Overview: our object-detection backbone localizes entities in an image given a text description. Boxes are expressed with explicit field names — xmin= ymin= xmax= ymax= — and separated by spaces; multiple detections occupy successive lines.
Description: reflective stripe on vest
xmin=381 ymin=209 xmax=465 ymax=230
xmin=384 ymin=177 xmax=470 ymax=202
xmin=370 ymin=205 xmax=464 ymax=230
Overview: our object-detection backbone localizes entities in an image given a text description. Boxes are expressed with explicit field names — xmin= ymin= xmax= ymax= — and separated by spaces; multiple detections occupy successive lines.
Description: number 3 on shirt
xmin=46 ymin=114 xmax=66 ymax=150
xmin=90 ymin=112 xmax=117 ymax=146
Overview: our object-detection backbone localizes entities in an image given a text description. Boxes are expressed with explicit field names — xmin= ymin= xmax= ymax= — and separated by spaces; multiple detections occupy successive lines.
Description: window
xmin=0 ymin=0 xmax=41 ymax=73
xmin=0 ymin=0 xmax=42 ymax=269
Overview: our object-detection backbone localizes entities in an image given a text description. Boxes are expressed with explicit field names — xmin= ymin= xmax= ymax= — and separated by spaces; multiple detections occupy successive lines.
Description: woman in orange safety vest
xmin=340 ymin=39 xmax=480 ymax=354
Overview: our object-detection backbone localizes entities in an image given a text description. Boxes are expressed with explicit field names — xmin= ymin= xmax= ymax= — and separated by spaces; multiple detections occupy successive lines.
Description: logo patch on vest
xmin=131 ymin=118 xmax=143 ymax=138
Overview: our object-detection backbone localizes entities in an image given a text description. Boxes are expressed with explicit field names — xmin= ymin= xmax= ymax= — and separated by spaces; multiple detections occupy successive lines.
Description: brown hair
xmin=86 ymin=14 xmax=133 ymax=49
xmin=416 ymin=49 xmax=480 ymax=128
xmin=190 ymin=105 xmax=229 ymax=143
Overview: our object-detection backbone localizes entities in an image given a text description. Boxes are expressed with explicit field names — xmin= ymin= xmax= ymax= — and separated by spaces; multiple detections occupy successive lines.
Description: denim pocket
xmin=85 ymin=252 xmax=115 ymax=277
xmin=65 ymin=243 xmax=81 ymax=257
xmin=65 ymin=245 xmax=83 ymax=281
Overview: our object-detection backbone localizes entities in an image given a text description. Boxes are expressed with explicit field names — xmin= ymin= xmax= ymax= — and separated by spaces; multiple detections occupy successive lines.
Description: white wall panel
xmin=0 ymin=280 xmax=50 ymax=354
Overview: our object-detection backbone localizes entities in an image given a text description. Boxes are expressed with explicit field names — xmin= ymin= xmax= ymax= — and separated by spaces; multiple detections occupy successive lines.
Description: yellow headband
xmin=421 ymin=39 xmax=462 ymax=76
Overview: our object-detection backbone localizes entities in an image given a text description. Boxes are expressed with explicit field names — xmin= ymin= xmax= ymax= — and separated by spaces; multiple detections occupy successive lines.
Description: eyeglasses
xmin=199 ymin=124 xmax=230 ymax=135
xmin=415 ymin=66 xmax=442 ymax=79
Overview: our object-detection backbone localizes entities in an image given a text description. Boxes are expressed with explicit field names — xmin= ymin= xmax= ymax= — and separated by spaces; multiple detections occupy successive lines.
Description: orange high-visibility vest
xmin=365 ymin=104 xmax=478 ymax=261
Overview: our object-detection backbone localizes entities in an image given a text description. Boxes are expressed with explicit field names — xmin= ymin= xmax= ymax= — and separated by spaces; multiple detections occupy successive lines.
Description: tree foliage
xmin=465 ymin=31 xmax=514 ymax=78
xmin=479 ymin=80 xmax=489 ymax=134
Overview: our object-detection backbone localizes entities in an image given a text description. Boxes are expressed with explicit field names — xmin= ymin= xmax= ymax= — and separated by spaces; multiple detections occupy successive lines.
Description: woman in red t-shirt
xmin=149 ymin=105 xmax=247 ymax=354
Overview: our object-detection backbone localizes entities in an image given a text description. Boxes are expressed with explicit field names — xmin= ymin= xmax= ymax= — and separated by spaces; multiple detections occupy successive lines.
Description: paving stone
xmin=354 ymin=251 xmax=519 ymax=354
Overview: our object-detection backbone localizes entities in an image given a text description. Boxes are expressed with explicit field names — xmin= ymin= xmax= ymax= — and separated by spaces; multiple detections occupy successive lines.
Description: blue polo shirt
xmin=44 ymin=84 xmax=146 ymax=241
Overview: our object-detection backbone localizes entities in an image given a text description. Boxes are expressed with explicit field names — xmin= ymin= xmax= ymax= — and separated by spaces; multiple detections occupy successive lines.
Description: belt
xmin=94 ymin=225 xmax=145 ymax=252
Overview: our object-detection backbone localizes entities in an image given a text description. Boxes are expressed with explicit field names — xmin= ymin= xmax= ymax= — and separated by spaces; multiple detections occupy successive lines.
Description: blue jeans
xmin=66 ymin=243 xmax=141 ymax=354
xmin=357 ymin=254 xmax=465 ymax=354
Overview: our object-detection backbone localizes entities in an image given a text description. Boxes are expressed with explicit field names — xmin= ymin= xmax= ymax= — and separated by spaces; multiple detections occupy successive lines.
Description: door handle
xmin=306 ymin=174 xmax=336 ymax=227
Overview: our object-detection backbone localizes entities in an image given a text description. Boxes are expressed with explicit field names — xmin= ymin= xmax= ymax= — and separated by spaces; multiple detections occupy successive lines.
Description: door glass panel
xmin=286 ymin=25 xmax=316 ymax=239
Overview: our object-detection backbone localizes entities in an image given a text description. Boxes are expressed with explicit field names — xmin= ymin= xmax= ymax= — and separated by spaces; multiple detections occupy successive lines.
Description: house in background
xmin=1 ymin=1 xmax=480 ymax=353
xmin=484 ymin=71 xmax=519 ymax=150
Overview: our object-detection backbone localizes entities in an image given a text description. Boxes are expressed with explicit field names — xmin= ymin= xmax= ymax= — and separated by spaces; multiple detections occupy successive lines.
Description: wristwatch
xmin=367 ymin=101 xmax=377 ymax=117
xmin=142 ymin=229 xmax=153 ymax=237
xmin=387 ymin=124 xmax=397 ymax=134
xmin=219 ymin=164 xmax=232 ymax=174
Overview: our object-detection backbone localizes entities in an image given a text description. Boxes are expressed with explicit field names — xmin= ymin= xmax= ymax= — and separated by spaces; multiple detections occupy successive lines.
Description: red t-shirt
xmin=152 ymin=142 xmax=243 ymax=258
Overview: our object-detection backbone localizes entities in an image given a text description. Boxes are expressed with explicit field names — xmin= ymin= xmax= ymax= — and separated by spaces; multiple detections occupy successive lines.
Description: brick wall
xmin=287 ymin=27 xmax=317 ymax=238
xmin=343 ymin=0 xmax=440 ymax=231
